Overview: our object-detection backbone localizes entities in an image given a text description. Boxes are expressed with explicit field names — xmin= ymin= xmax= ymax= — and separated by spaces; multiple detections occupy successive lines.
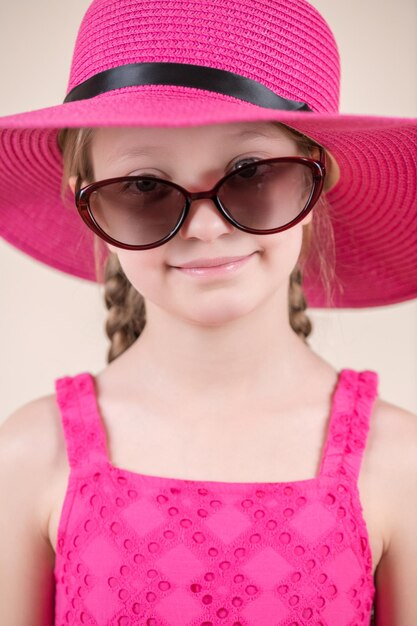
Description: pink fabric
xmin=0 ymin=0 xmax=416 ymax=308
xmin=68 ymin=0 xmax=340 ymax=113
xmin=53 ymin=368 xmax=378 ymax=625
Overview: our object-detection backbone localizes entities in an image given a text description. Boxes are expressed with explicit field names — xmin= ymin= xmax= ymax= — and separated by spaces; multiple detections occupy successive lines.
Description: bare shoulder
xmin=369 ymin=398 xmax=417 ymax=471
xmin=0 ymin=392 xmax=65 ymax=540
xmin=366 ymin=400 xmax=417 ymax=623
xmin=0 ymin=393 xmax=65 ymax=624
xmin=0 ymin=392 xmax=63 ymax=467
xmin=366 ymin=397 xmax=417 ymax=541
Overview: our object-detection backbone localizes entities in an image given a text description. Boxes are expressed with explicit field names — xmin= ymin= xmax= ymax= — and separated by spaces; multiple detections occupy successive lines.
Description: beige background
xmin=1 ymin=0 xmax=416 ymax=420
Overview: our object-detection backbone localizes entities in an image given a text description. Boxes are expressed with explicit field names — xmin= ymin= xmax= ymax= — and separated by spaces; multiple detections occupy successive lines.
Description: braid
xmin=289 ymin=265 xmax=312 ymax=342
xmin=103 ymin=252 xmax=146 ymax=363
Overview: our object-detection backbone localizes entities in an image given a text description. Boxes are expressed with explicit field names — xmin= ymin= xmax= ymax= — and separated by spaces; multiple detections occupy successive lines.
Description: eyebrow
xmin=106 ymin=127 xmax=277 ymax=162
xmin=227 ymin=128 xmax=276 ymax=139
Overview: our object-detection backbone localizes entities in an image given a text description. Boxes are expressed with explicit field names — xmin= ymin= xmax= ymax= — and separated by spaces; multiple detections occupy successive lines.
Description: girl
xmin=0 ymin=1 xmax=416 ymax=625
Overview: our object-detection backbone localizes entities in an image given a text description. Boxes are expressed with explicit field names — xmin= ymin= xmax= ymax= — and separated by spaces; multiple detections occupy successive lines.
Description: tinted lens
xmin=88 ymin=178 xmax=186 ymax=246
xmin=219 ymin=161 xmax=315 ymax=230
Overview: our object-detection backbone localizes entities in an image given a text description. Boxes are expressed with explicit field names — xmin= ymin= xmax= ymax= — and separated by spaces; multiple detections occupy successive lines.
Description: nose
xmin=177 ymin=196 xmax=235 ymax=242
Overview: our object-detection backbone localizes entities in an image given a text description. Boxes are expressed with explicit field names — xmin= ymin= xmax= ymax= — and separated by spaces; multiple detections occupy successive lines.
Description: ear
xmin=299 ymin=210 xmax=313 ymax=227
xmin=308 ymin=145 xmax=341 ymax=192
xmin=324 ymin=150 xmax=341 ymax=191
xmin=68 ymin=175 xmax=116 ymax=255
xmin=68 ymin=175 xmax=78 ymax=195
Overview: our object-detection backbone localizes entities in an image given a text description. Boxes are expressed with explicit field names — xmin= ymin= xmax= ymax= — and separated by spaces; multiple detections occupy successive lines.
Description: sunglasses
xmin=75 ymin=148 xmax=326 ymax=250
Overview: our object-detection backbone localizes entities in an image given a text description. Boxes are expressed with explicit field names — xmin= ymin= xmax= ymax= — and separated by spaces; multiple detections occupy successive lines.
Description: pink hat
xmin=0 ymin=0 xmax=416 ymax=308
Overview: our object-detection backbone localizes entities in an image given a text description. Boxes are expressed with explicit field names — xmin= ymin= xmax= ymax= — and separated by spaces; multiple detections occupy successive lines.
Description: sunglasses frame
xmin=75 ymin=147 xmax=326 ymax=250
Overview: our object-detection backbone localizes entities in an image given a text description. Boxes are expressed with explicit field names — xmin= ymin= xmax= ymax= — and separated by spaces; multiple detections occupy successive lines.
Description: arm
xmin=0 ymin=397 xmax=58 ymax=626
xmin=373 ymin=403 xmax=417 ymax=626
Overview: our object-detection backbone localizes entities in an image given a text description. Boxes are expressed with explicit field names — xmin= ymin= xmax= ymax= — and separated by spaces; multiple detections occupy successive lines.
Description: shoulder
xmin=0 ymin=395 xmax=63 ymax=622
xmin=0 ymin=392 xmax=66 ymax=540
xmin=369 ymin=398 xmax=417 ymax=475
xmin=367 ymin=397 xmax=417 ymax=541
xmin=366 ymin=399 xmax=417 ymax=622
xmin=0 ymin=392 xmax=63 ymax=464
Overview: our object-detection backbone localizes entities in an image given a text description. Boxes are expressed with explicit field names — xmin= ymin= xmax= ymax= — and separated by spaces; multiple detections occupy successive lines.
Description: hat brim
xmin=1 ymin=87 xmax=416 ymax=308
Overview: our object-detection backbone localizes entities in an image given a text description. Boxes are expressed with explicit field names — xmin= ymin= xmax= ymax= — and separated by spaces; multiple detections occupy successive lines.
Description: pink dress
xmin=53 ymin=368 xmax=378 ymax=625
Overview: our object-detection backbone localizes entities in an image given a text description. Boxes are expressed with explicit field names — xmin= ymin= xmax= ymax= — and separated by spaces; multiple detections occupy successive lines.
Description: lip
xmin=173 ymin=254 xmax=256 ymax=269
xmin=171 ymin=252 xmax=256 ymax=277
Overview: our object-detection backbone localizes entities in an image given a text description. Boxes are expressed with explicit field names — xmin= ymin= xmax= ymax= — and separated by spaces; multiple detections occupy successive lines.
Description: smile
xmin=172 ymin=252 xmax=257 ymax=277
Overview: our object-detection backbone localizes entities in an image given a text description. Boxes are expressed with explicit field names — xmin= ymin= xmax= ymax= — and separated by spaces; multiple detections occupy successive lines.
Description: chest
xmin=47 ymin=414 xmax=385 ymax=577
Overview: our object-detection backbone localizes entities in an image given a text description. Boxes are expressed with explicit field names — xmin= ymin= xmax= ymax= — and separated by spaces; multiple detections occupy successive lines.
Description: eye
xmin=231 ymin=157 xmax=259 ymax=171
xmin=134 ymin=178 xmax=159 ymax=192
xmin=230 ymin=157 xmax=261 ymax=179
xmin=122 ymin=177 xmax=162 ymax=193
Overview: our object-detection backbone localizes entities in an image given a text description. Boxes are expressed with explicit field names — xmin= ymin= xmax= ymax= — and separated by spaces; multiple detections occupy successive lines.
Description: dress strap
xmin=319 ymin=369 xmax=379 ymax=482
xmin=55 ymin=372 xmax=109 ymax=471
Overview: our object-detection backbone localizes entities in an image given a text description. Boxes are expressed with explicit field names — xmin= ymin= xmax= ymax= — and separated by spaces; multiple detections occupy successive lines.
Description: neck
xmin=121 ymin=287 xmax=321 ymax=409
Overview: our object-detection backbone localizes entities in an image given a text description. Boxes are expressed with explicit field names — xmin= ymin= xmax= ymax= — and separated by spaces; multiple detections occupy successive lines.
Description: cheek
xmin=110 ymin=248 xmax=168 ymax=296
xmin=260 ymin=225 xmax=304 ymax=268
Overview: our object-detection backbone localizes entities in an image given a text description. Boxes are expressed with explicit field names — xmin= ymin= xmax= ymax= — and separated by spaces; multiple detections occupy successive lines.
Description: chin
xmin=182 ymin=299 xmax=257 ymax=328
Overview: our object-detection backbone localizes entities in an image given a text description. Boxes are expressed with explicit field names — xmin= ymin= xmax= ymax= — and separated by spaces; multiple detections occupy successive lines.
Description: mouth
xmin=172 ymin=253 xmax=257 ymax=269
xmin=171 ymin=252 xmax=257 ymax=277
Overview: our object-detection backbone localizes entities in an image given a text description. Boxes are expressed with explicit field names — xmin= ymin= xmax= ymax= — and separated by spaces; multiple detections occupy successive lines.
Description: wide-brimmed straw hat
xmin=0 ymin=0 xmax=416 ymax=308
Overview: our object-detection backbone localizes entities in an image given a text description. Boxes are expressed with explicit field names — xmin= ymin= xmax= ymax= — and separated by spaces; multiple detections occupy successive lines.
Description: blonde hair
xmin=57 ymin=124 xmax=336 ymax=364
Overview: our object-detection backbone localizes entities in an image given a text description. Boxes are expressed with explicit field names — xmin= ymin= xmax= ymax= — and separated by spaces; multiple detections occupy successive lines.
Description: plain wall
xmin=0 ymin=0 xmax=416 ymax=420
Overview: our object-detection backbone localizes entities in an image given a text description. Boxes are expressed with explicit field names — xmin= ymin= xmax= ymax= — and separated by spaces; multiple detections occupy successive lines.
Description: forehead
xmin=91 ymin=121 xmax=293 ymax=152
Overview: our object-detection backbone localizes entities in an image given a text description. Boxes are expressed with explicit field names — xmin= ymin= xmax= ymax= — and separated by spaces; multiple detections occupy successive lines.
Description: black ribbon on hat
xmin=63 ymin=62 xmax=312 ymax=112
